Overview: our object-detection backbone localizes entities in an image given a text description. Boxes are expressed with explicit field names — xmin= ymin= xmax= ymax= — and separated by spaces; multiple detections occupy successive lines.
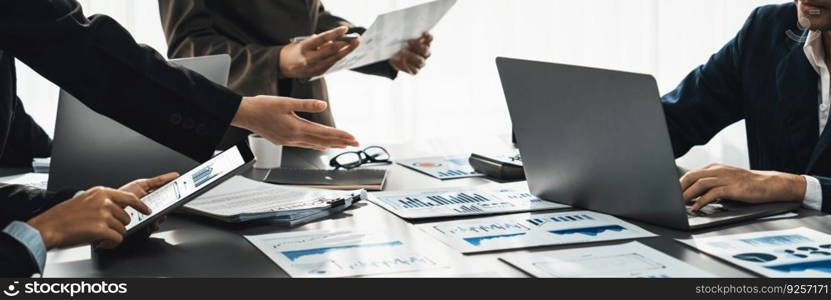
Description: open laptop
xmin=497 ymin=57 xmax=799 ymax=230
xmin=48 ymin=55 xmax=231 ymax=191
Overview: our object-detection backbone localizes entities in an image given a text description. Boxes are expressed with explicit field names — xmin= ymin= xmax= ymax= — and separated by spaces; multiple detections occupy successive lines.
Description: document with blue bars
xmin=368 ymin=182 xmax=568 ymax=219
xmin=679 ymin=227 xmax=831 ymax=278
xmin=416 ymin=211 xmax=656 ymax=253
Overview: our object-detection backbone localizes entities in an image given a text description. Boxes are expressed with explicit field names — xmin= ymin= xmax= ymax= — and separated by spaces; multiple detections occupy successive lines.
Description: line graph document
xmin=245 ymin=229 xmax=449 ymax=278
xmin=500 ymin=241 xmax=714 ymax=278
xmin=369 ymin=181 xmax=568 ymax=219
xmin=678 ymin=227 xmax=831 ymax=278
xmin=416 ymin=211 xmax=656 ymax=254
xmin=316 ymin=0 xmax=457 ymax=78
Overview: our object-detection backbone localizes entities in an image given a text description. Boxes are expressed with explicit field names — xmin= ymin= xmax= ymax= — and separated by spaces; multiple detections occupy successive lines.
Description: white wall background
xmin=15 ymin=0 xmax=789 ymax=168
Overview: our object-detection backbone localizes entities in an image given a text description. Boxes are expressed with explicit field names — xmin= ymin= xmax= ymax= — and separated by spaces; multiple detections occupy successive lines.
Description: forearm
xmin=1 ymin=0 xmax=240 ymax=162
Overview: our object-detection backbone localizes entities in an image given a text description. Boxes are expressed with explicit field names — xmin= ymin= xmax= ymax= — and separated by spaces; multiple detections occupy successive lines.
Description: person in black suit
xmin=665 ymin=1 xmax=831 ymax=214
xmin=1 ymin=0 xmax=361 ymax=277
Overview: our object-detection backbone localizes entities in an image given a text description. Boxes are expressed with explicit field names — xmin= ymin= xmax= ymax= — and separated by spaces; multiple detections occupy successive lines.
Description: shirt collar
xmin=805 ymin=30 xmax=826 ymax=74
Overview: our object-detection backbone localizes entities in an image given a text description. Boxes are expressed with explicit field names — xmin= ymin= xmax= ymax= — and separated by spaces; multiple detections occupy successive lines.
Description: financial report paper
xmin=369 ymin=181 xmax=568 ymax=219
xmin=500 ymin=241 xmax=714 ymax=278
xmin=397 ymin=155 xmax=483 ymax=180
xmin=679 ymin=227 xmax=831 ymax=278
xmin=186 ymin=175 xmax=363 ymax=221
xmin=416 ymin=210 xmax=656 ymax=254
xmin=318 ymin=0 xmax=457 ymax=78
xmin=245 ymin=229 xmax=450 ymax=278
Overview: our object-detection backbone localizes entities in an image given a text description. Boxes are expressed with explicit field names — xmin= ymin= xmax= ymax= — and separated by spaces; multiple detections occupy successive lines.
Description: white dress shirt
xmin=800 ymin=30 xmax=827 ymax=211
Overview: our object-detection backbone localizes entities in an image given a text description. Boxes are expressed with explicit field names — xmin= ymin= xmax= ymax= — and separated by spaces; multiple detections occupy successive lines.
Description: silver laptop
xmin=497 ymin=57 xmax=799 ymax=230
xmin=48 ymin=55 xmax=231 ymax=191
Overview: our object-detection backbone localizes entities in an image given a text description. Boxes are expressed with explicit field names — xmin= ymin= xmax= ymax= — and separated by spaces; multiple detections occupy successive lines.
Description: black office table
xmin=24 ymin=136 xmax=831 ymax=277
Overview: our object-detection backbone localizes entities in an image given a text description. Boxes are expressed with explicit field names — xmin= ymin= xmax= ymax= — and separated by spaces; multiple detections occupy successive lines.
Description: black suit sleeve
xmin=0 ymin=184 xmax=76 ymax=228
xmin=0 ymin=96 xmax=51 ymax=167
xmin=316 ymin=4 xmax=398 ymax=80
xmin=813 ymin=177 xmax=831 ymax=213
xmin=0 ymin=0 xmax=242 ymax=162
xmin=0 ymin=233 xmax=39 ymax=277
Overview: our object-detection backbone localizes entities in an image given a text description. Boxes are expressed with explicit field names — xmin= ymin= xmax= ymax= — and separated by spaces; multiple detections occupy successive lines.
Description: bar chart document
xmin=397 ymin=155 xmax=483 ymax=180
xmin=500 ymin=241 xmax=714 ymax=278
xmin=679 ymin=227 xmax=831 ymax=278
xmin=416 ymin=211 xmax=656 ymax=253
xmin=369 ymin=182 xmax=568 ymax=219
xmin=317 ymin=0 xmax=457 ymax=78
xmin=245 ymin=229 xmax=450 ymax=278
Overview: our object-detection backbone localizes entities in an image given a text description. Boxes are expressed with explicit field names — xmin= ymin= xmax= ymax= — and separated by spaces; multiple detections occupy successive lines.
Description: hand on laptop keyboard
xmin=679 ymin=164 xmax=806 ymax=211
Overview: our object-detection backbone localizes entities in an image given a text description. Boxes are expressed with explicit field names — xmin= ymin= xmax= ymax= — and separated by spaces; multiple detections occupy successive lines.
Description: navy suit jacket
xmin=662 ymin=2 xmax=830 ymax=214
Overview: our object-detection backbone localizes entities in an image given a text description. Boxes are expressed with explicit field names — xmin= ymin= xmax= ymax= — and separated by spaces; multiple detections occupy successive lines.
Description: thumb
xmin=288 ymin=99 xmax=328 ymax=113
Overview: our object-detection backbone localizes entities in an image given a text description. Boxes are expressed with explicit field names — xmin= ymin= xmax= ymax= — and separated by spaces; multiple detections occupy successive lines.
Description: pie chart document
xmin=416 ymin=210 xmax=656 ymax=254
xmin=678 ymin=227 xmax=831 ymax=278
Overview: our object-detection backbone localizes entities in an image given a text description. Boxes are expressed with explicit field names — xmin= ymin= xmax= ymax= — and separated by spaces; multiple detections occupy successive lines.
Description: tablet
xmin=124 ymin=142 xmax=255 ymax=236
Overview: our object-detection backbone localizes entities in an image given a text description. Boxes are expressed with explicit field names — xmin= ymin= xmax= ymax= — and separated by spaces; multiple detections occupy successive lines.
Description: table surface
xmin=26 ymin=135 xmax=830 ymax=278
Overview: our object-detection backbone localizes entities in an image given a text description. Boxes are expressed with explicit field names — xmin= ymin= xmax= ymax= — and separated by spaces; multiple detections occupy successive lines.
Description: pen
xmin=290 ymin=33 xmax=361 ymax=43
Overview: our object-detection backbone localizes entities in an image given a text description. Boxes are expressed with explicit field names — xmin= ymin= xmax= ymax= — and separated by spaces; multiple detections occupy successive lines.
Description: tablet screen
xmin=124 ymin=145 xmax=248 ymax=232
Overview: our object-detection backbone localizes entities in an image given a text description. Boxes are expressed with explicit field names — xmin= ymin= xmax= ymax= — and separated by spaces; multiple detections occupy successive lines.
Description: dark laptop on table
xmin=48 ymin=55 xmax=231 ymax=191
xmin=497 ymin=57 xmax=799 ymax=231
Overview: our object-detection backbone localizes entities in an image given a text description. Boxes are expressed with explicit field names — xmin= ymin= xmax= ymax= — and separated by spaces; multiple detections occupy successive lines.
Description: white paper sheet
xmin=416 ymin=210 xmax=656 ymax=253
xmin=678 ymin=227 xmax=831 ymax=278
xmin=186 ymin=176 xmax=361 ymax=217
xmin=397 ymin=155 xmax=483 ymax=180
xmin=245 ymin=229 xmax=449 ymax=278
xmin=369 ymin=181 xmax=568 ymax=219
xmin=318 ymin=0 xmax=457 ymax=78
xmin=0 ymin=173 xmax=49 ymax=189
xmin=501 ymin=241 xmax=714 ymax=278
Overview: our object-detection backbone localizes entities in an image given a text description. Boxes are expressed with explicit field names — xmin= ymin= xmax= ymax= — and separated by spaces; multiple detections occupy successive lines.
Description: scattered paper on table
xmin=369 ymin=181 xmax=567 ymax=219
xmin=500 ymin=241 xmax=714 ymax=278
xmin=245 ymin=229 xmax=449 ymax=278
xmin=397 ymin=155 xmax=483 ymax=180
xmin=678 ymin=227 xmax=831 ymax=278
xmin=416 ymin=210 xmax=656 ymax=254
xmin=0 ymin=173 xmax=49 ymax=189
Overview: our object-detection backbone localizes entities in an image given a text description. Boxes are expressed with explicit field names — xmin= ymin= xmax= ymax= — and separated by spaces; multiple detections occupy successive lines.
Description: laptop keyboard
xmin=686 ymin=203 xmax=729 ymax=217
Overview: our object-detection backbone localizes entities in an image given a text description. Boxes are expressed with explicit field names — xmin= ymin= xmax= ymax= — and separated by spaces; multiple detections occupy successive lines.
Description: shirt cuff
xmin=2 ymin=221 xmax=47 ymax=273
xmin=802 ymin=175 xmax=823 ymax=211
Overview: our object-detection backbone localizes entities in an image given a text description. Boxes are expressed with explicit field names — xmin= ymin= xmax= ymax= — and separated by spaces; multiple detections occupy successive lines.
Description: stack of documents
xmin=181 ymin=176 xmax=366 ymax=226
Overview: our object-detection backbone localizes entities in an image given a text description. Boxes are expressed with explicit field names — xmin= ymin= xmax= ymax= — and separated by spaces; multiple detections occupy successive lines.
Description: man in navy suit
xmin=666 ymin=0 xmax=831 ymax=214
